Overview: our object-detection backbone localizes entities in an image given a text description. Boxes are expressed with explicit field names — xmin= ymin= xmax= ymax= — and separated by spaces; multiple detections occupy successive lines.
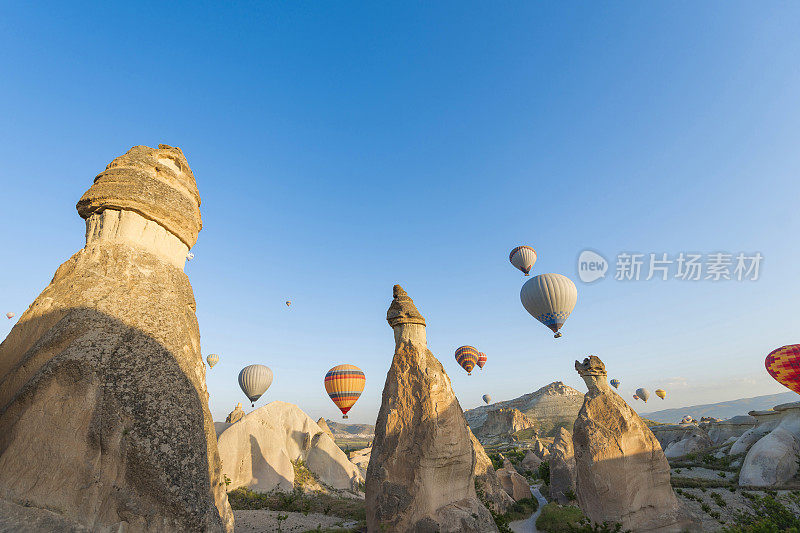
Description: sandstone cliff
xmin=0 ymin=145 xmax=233 ymax=532
xmin=365 ymin=285 xmax=497 ymax=532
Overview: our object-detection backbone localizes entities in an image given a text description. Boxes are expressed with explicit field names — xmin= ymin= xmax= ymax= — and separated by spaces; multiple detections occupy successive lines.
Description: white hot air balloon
xmin=5 ymin=312 xmax=14 ymax=320
xmin=238 ymin=364 xmax=274 ymax=407
xmin=186 ymin=252 xmax=194 ymax=261
xmin=207 ymin=353 xmax=219 ymax=368
xmin=635 ymin=388 xmax=650 ymax=402
xmin=520 ymin=273 xmax=577 ymax=338
xmin=509 ymin=246 xmax=537 ymax=276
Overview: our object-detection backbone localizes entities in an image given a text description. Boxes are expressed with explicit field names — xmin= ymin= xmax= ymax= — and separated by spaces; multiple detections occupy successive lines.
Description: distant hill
xmin=325 ymin=419 xmax=375 ymax=438
xmin=642 ymin=391 xmax=798 ymax=424
xmin=464 ymin=382 xmax=584 ymax=437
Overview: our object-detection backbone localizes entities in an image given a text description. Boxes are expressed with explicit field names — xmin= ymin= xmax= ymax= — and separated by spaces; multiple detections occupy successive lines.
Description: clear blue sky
xmin=1 ymin=2 xmax=799 ymax=423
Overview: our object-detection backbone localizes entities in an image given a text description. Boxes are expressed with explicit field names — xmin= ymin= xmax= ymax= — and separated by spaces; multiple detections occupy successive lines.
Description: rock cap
xmin=575 ymin=355 xmax=606 ymax=377
xmin=386 ymin=284 xmax=426 ymax=328
xmin=77 ymin=144 xmax=202 ymax=248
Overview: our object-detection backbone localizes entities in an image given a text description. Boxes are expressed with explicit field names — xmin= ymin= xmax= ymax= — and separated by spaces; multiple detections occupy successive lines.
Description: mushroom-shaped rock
xmin=572 ymin=356 xmax=696 ymax=532
xmin=730 ymin=410 xmax=782 ymax=456
xmin=0 ymin=145 xmax=232 ymax=532
xmin=225 ymin=402 xmax=246 ymax=424
xmin=366 ymin=285 xmax=497 ymax=532
xmin=739 ymin=402 xmax=800 ymax=487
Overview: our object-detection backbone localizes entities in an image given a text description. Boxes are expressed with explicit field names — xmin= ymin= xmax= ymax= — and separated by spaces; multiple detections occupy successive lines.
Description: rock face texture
xmin=730 ymin=410 xmax=781 ymax=456
xmin=350 ymin=446 xmax=372 ymax=478
xmin=706 ymin=415 xmax=755 ymax=444
xmin=469 ymin=428 xmax=514 ymax=514
xmin=521 ymin=450 xmax=542 ymax=472
xmin=365 ymin=285 xmax=497 ymax=533
xmin=650 ymin=424 xmax=714 ymax=459
xmin=217 ymin=401 xmax=363 ymax=492
xmin=572 ymin=356 xmax=693 ymax=532
xmin=0 ymin=145 xmax=233 ymax=532
xmin=739 ymin=402 xmax=800 ymax=487
xmin=317 ymin=417 xmax=335 ymax=438
xmin=473 ymin=408 xmax=537 ymax=440
xmin=549 ymin=427 xmax=576 ymax=504
xmin=226 ymin=403 xmax=246 ymax=424
xmin=466 ymin=381 xmax=584 ymax=438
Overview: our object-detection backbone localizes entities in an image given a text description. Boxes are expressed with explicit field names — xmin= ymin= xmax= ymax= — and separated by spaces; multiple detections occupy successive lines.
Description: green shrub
xmin=488 ymin=453 xmax=504 ymax=471
xmin=505 ymin=497 xmax=539 ymax=522
xmin=536 ymin=503 xmax=583 ymax=532
xmin=227 ymin=487 xmax=366 ymax=523
xmin=722 ymin=494 xmax=800 ymax=532
xmin=710 ymin=492 xmax=727 ymax=508
xmin=569 ymin=518 xmax=630 ymax=533
xmin=538 ymin=462 xmax=551 ymax=485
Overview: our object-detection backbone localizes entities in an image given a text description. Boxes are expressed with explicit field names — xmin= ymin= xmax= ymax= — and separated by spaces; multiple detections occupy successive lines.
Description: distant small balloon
xmin=285 ymin=301 xmax=292 ymax=307
xmin=655 ymin=389 xmax=666 ymax=400
xmin=477 ymin=352 xmax=487 ymax=369
xmin=610 ymin=379 xmax=620 ymax=389
xmin=635 ymin=388 xmax=650 ymax=402
xmin=186 ymin=252 xmax=194 ymax=261
xmin=207 ymin=353 xmax=219 ymax=368
xmin=633 ymin=394 xmax=639 ymax=400
xmin=681 ymin=415 xmax=694 ymax=424
xmin=455 ymin=346 xmax=480 ymax=375
xmin=238 ymin=364 xmax=273 ymax=407
xmin=5 ymin=312 xmax=14 ymax=319
xmin=509 ymin=245 xmax=537 ymax=276
xmin=483 ymin=394 xmax=492 ymax=405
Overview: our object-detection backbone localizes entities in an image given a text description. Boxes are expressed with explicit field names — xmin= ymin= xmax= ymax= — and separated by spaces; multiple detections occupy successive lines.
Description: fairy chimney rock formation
xmin=549 ymin=427 xmax=577 ymax=504
xmin=226 ymin=402 xmax=246 ymax=424
xmin=317 ymin=417 xmax=334 ymax=438
xmin=469 ymin=428 xmax=514 ymax=514
xmin=0 ymin=145 xmax=233 ymax=532
xmin=365 ymin=285 xmax=497 ymax=532
xmin=572 ymin=356 xmax=694 ymax=532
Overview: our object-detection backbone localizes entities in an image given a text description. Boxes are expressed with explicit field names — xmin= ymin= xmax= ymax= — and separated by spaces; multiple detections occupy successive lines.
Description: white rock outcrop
xmin=706 ymin=415 xmax=756 ymax=444
xmin=739 ymin=402 xmax=800 ymax=487
xmin=217 ymin=401 xmax=364 ymax=493
xmin=730 ymin=410 xmax=781 ymax=456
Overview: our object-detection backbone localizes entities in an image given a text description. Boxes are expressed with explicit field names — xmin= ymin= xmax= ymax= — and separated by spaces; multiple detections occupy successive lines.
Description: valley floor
xmin=233 ymin=510 xmax=360 ymax=532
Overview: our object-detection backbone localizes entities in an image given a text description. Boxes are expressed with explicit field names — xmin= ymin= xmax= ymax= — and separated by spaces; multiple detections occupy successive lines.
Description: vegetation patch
xmin=721 ymin=493 xmax=800 ymax=532
xmin=536 ymin=503 xmax=584 ymax=532
xmin=228 ymin=487 xmax=366 ymax=526
xmin=670 ymin=476 xmax=734 ymax=489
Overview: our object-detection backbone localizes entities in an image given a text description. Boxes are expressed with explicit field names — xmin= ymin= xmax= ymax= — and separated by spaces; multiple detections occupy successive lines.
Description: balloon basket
xmin=554 ymin=332 xmax=562 ymax=338
xmin=342 ymin=415 xmax=348 ymax=419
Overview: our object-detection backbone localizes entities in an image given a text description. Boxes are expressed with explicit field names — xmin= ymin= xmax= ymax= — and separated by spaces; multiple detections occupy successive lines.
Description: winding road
xmin=509 ymin=484 xmax=548 ymax=533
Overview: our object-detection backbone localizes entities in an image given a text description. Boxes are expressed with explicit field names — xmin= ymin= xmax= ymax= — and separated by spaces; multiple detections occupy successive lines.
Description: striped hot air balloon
xmin=610 ymin=379 xmax=620 ymax=389
xmin=633 ymin=394 xmax=639 ymax=400
xmin=655 ymin=389 xmax=666 ymax=400
xmin=207 ymin=353 xmax=219 ymax=368
xmin=520 ymin=273 xmax=578 ymax=338
xmin=477 ymin=352 xmax=487 ymax=369
xmin=765 ymin=344 xmax=800 ymax=395
xmin=238 ymin=364 xmax=273 ymax=407
xmin=5 ymin=312 xmax=14 ymax=319
xmin=455 ymin=346 xmax=480 ymax=375
xmin=325 ymin=364 xmax=365 ymax=419
xmin=483 ymin=394 xmax=492 ymax=405
xmin=509 ymin=246 xmax=537 ymax=276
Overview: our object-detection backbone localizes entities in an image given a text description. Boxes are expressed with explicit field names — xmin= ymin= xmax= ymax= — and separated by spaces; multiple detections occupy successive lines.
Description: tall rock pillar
xmin=365 ymin=285 xmax=497 ymax=532
xmin=572 ymin=356 xmax=694 ymax=532
xmin=0 ymin=145 xmax=234 ymax=532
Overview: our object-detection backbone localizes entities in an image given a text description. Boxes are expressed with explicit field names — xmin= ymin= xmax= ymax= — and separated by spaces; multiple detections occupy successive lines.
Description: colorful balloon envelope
xmin=509 ymin=246 xmax=537 ymax=276
xmin=207 ymin=353 xmax=219 ymax=368
xmin=765 ymin=344 xmax=800 ymax=395
xmin=635 ymin=388 xmax=650 ymax=402
xmin=238 ymin=364 xmax=273 ymax=407
xmin=455 ymin=346 xmax=480 ymax=375
xmin=483 ymin=394 xmax=492 ymax=405
xmin=633 ymin=394 xmax=639 ymax=400
xmin=325 ymin=364 xmax=365 ymax=419
xmin=520 ymin=273 xmax=577 ymax=338
xmin=681 ymin=415 xmax=694 ymax=424
xmin=655 ymin=389 xmax=666 ymax=400
xmin=610 ymin=379 xmax=620 ymax=389
xmin=286 ymin=301 xmax=292 ymax=307
xmin=5 ymin=312 xmax=14 ymax=319
xmin=477 ymin=352 xmax=487 ymax=369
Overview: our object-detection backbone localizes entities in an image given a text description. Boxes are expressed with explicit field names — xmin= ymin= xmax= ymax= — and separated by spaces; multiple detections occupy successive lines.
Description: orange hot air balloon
xmin=455 ymin=346 xmax=480 ymax=375
xmin=324 ymin=364 xmax=365 ymax=419
xmin=477 ymin=352 xmax=487 ymax=369
xmin=765 ymin=344 xmax=800 ymax=395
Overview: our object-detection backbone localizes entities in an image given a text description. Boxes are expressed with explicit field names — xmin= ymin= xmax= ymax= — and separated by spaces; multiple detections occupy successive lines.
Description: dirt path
xmin=509 ymin=484 xmax=548 ymax=533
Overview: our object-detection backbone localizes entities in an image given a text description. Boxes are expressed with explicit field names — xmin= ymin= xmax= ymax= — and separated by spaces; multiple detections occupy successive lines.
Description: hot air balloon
xmin=610 ymin=379 xmax=620 ymax=389
xmin=520 ymin=273 xmax=577 ymax=338
xmin=655 ymin=389 xmax=666 ymax=400
xmin=483 ymin=394 xmax=492 ymax=405
xmin=285 ymin=301 xmax=292 ymax=307
xmin=509 ymin=246 xmax=537 ymax=276
xmin=324 ymin=364 xmax=365 ymax=419
xmin=765 ymin=344 xmax=800 ymax=395
xmin=681 ymin=415 xmax=694 ymax=424
xmin=477 ymin=352 xmax=487 ymax=369
xmin=187 ymin=252 xmax=194 ymax=261
xmin=455 ymin=346 xmax=480 ymax=375
xmin=635 ymin=388 xmax=650 ymax=402
xmin=238 ymin=364 xmax=273 ymax=407
xmin=633 ymin=394 xmax=639 ymax=400
xmin=5 ymin=312 xmax=14 ymax=319
xmin=207 ymin=353 xmax=219 ymax=368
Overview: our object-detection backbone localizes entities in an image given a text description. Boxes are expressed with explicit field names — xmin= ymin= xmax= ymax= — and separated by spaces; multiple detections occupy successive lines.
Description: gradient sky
xmin=1 ymin=2 xmax=799 ymax=424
